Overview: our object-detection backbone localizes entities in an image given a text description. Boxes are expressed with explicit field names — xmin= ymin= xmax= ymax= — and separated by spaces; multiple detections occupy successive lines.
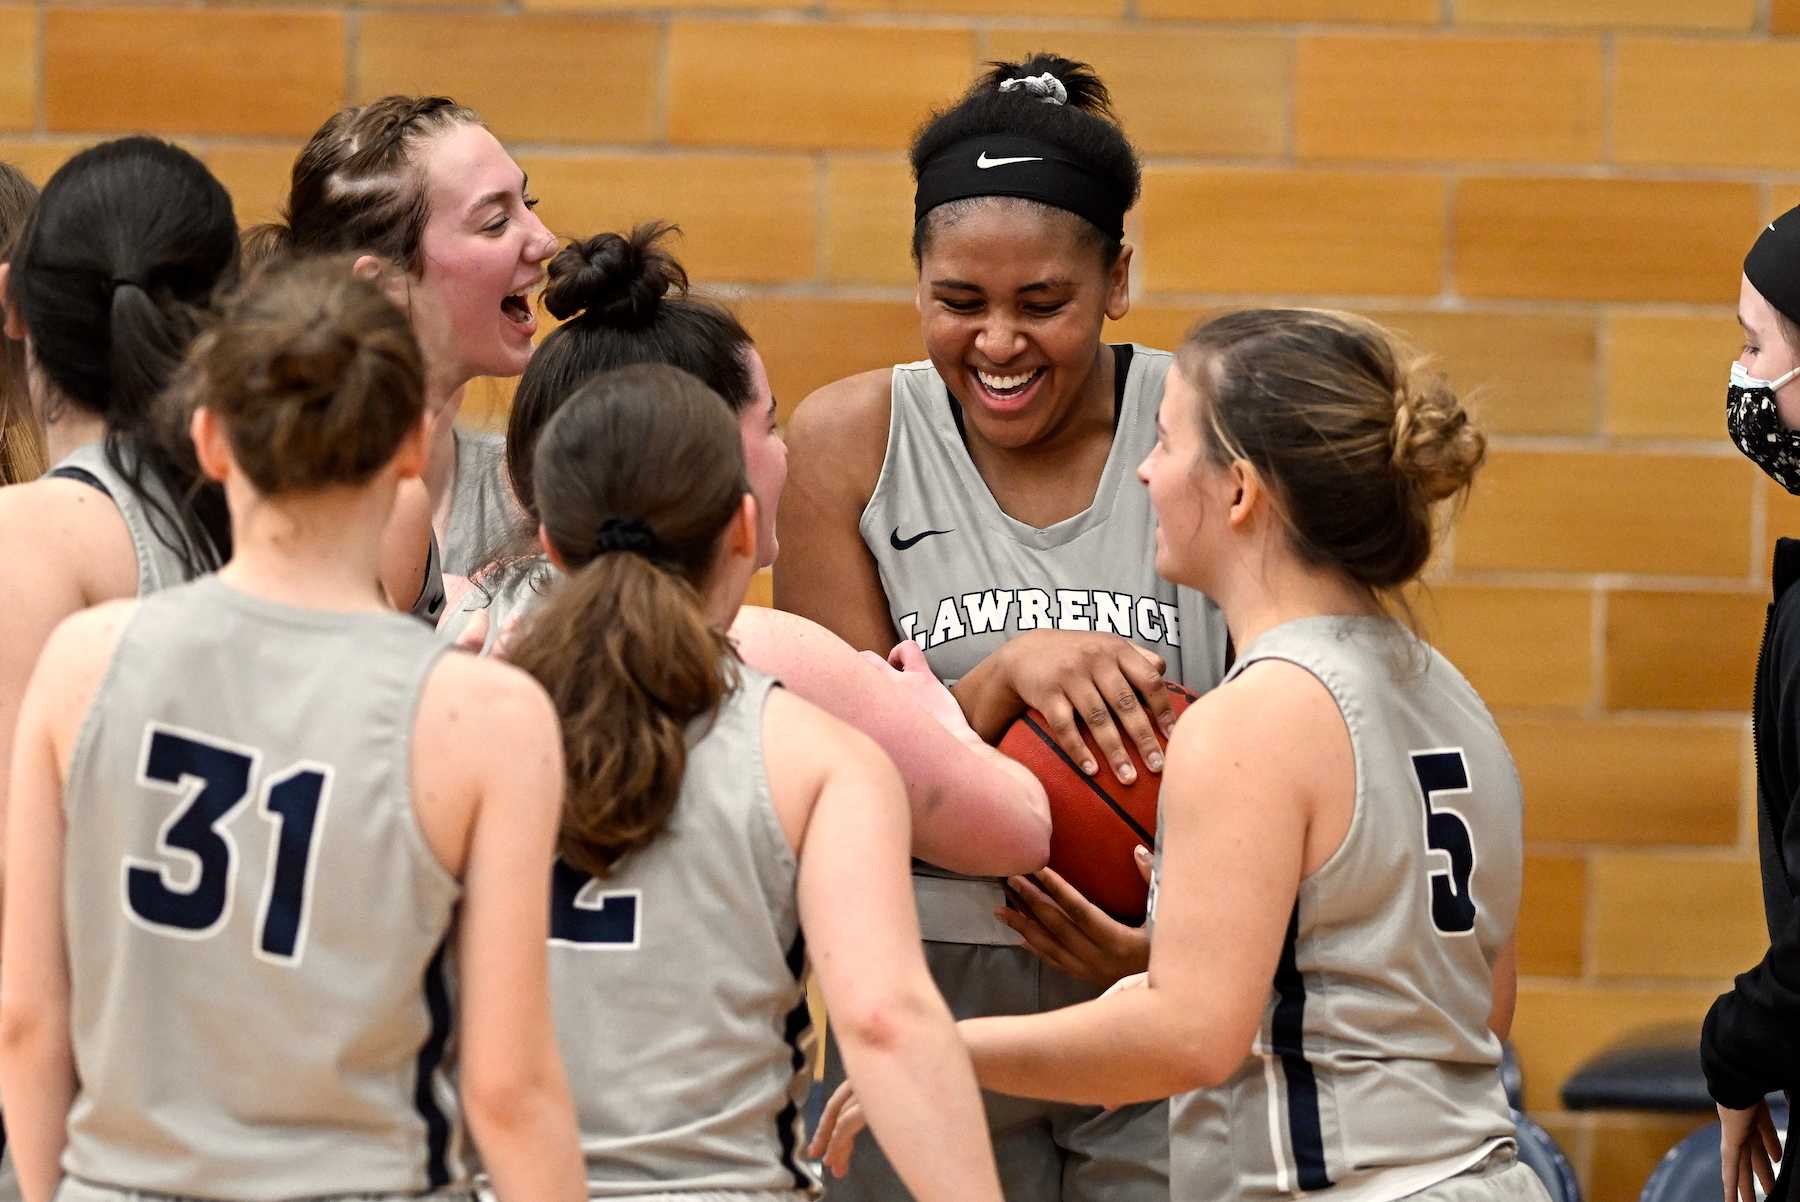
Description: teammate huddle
xmin=0 ymin=50 xmax=1542 ymax=1202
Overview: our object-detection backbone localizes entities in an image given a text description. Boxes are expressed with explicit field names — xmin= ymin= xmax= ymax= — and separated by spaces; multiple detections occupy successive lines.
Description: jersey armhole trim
xmin=855 ymin=367 xmax=907 ymax=548
xmin=398 ymin=642 xmax=464 ymax=897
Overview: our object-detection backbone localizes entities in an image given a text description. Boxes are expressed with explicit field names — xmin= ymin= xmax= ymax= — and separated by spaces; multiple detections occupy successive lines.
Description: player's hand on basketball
xmin=807 ymin=1080 xmax=868 ymax=1178
xmin=998 ymin=630 xmax=1173 ymax=786
xmin=1718 ymin=1099 xmax=1782 ymax=1202
xmin=998 ymin=865 xmax=1149 ymax=988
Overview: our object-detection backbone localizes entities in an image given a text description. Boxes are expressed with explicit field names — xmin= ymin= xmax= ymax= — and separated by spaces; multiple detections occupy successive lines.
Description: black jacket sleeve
xmin=1702 ymin=547 xmax=1800 ymax=1110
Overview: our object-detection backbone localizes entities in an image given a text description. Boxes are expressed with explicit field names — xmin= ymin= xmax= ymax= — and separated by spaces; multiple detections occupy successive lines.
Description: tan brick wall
xmin=6 ymin=1 xmax=1791 ymax=1195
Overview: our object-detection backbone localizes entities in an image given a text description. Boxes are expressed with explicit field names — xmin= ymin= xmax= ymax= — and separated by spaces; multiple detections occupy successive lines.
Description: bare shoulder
xmin=419 ymin=650 xmax=558 ymax=745
xmin=731 ymin=606 xmax=856 ymax=668
xmin=0 ymin=477 xmax=134 ymax=594
xmin=785 ymin=368 xmax=894 ymax=499
xmin=1165 ymin=659 xmax=1344 ymax=783
xmin=763 ymin=685 xmax=893 ymax=786
xmin=31 ymin=599 xmax=140 ymax=735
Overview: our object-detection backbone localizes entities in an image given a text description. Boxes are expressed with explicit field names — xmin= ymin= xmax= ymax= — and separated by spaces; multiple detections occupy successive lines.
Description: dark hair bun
xmin=981 ymin=53 xmax=1116 ymax=120
xmin=545 ymin=222 xmax=689 ymax=328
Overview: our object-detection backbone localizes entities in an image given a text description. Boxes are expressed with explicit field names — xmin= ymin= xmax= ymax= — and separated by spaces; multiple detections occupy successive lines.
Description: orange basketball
xmin=997 ymin=683 xmax=1198 ymax=924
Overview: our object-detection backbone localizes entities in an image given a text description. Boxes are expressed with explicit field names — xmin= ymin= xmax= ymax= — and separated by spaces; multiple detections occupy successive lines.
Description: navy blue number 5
xmin=1409 ymin=748 xmax=1477 ymax=936
xmin=549 ymin=859 xmax=640 ymax=948
xmin=126 ymin=726 xmax=331 ymax=964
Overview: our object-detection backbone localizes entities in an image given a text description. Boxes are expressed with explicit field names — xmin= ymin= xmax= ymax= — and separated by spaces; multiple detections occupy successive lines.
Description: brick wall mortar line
xmin=1586 ymin=586 xmax=1606 ymax=716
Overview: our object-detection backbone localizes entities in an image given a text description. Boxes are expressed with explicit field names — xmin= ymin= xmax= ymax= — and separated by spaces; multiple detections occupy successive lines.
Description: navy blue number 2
xmin=549 ymin=859 xmax=640 ymax=948
xmin=126 ymin=726 xmax=331 ymax=964
xmin=1409 ymin=748 xmax=1477 ymax=936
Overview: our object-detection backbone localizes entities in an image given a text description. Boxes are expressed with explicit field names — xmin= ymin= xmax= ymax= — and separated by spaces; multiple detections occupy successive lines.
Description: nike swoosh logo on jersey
xmin=976 ymin=153 xmax=1044 ymax=169
xmin=890 ymin=526 xmax=954 ymax=550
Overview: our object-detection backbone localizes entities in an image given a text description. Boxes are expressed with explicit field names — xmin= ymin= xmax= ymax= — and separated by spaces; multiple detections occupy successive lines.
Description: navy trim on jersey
xmin=775 ymin=930 xmax=811 ymax=1191
xmin=1273 ymin=904 xmax=1331 ymax=1191
xmin=413 ymin=940 xmax=454 ymax=1189
xmin=47 ymin=464 xmax=112 ymax=498
xmin=1020 ymin=713 xmax=1154 ymax=845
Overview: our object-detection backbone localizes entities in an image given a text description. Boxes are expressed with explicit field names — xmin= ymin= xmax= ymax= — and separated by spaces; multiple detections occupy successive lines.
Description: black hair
xmin=909 ymin=54 xmax=1141 ymax=266
xmin=507 ymin=221 xmax=754 ymax=523
xmin=6 ymin=137 xmax=238 ymax=574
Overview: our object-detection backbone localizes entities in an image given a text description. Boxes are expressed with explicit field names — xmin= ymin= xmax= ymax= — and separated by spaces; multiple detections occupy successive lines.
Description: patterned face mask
xmin=1728 ymin=361 xmax=1800 ymax=494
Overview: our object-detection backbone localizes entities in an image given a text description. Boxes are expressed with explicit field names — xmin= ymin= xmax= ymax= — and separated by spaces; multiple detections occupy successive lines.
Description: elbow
xmin=0 ymin=1000 xmax=54 ymax=1062
xmin=830 ymin=987 xmax=945 ymax=1059
xmin=460 ymin=1053 xmax=570 ymax=1140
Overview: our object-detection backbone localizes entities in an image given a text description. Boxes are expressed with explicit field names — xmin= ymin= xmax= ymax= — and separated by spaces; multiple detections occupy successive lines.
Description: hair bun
xmin=545 ymin=222 xmax=689 ymax=328
xmin=259 ymin=322 xmax=360 ymax=406
xmin=985 ymin=54 xmax=1116 ymax=120
xmin=1389 ymin=367 xmax=1485 ymax=505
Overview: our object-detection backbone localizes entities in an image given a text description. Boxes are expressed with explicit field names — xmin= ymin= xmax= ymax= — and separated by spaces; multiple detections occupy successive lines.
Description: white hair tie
xmin=999 ymin=73 xmax=1068 ymax=106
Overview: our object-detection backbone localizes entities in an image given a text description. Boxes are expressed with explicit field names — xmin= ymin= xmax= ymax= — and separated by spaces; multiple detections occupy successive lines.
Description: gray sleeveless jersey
xmin=859 ymin=347 xmax=1226 ymax=691
xmin=1155 ymin=616 xmax=1520 ymax=1202
xmin=48 ymin=441 xmax=217 ymax=595
xmin=443 ymin=428 xmax=519 ymax=579
xmin=861 ymin=348 xmax=1227 ymax=941
xmin=548 ymin=667 xmax=817 ymax=1198
xmin=60 ymin=577 xmax=466 ymax=1201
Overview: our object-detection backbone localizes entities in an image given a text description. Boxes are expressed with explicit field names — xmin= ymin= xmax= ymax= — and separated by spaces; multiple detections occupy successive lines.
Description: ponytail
xmin=507 ymin=362 xmax=750 ymax=875
xmin=512 ymin=550 xmax=737 ymax=877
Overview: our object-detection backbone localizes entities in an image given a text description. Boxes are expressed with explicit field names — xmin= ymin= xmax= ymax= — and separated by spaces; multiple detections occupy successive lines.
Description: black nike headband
xmin=913 ymin=134 xmax=1131 ymax=244
xmin=1747 ymin=204 xmax=1800 ymax=327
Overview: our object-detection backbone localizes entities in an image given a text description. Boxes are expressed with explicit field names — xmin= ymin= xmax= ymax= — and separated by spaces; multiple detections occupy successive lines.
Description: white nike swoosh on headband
xmin=976 ymin=152 xmax=1044 ymax=169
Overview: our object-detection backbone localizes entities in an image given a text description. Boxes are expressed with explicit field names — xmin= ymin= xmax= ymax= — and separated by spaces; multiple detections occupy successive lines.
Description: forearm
xmin=464 ymin=1075 xmax=586 ymax=1202
xmin=1702 ymin=894 xmax=1800 ymax=1106
xmin=960 ymin=987 xmax=1225 ymax=1109
xmin=835 ymin=997 xmax=1002 ymax=1202
xmin=0 ymin=1017 xmax=74 ymax=1202
xmin=950 ymin=652 xmax=1022 ymax=743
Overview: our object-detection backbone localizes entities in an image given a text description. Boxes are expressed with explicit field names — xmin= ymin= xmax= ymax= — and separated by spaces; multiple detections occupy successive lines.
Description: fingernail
xmin=1147 ymin=751 xmax=1164 ymax=772
xmin=1081 ymin=759 xmax=1098 ymax=775
xmin=1134 ymin=845 xmax=1151 ymax=861
xmin=1117 ymin=763 xmax=1137 ymax=784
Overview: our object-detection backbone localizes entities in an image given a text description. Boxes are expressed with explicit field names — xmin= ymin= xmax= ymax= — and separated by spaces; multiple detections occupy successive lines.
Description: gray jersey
xmin=443 ymin=428 xmax=518 ymax=578
xmin=549 ymin=668 xmax=817 ymax=1198
xmin=60 ymin=577 xmax=466 ymax=1201
xmin=860 ymin=346 xmax=1225 ymax=692
xmin=47 ymin=440 xmax=218 ymax=594
xmin=860 ymin=346 xmax=1227 ymax=943
xmin=1156 ymin=616 xmax=1520 ymax=1202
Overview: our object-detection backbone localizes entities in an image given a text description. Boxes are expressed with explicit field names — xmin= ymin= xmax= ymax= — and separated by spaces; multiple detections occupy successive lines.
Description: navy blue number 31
xmin=126 ymin=726 xmax=331 ymax=964
xmin=1409 ymin=748 xmax=1477 ymax=936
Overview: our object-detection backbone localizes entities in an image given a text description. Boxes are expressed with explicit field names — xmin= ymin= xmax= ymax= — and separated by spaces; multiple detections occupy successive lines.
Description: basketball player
xmin=503 ymin=362 xmax=1003 ymax=1201
xmin=447 ymin=224 xmax=1051 ymax=875
xmin=0 ymin=162 xmax=38 ymax=488
xmin=778 ymin=55 xmax=1227 ymax=1199
xmin=251 ymin=96 xmax=554 ymax=603
xmin=0 ymin=258 xmax=584 ymax=1202
xmin=814 ymin=308 xmax=1537 ymax=1202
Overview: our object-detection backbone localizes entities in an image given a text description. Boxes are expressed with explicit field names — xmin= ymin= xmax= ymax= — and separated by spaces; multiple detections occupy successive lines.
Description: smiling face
xmin=401 ymin=123 xmax=556 ymax=391
xmin=734 ymin=347 xmax=788 ymax=569
xmin=916 ymin=199 xmax=1130 ymax=450
xmin=1138 ymin=359 xmax=1218 ymax=589
xmin=1739 ymin=272 xmax=1800 ymax=430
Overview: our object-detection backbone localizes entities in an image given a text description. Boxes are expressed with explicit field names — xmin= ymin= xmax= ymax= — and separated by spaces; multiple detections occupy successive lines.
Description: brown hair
xmin=173 ymin=256 xmax=424 ymax=495
xmin=0 ymin=161 xmax=40 ymax=485
xmin=1178 ymin=309 xmax=1485 ymax=592
xmin=508 ymin=363 xmax=748 ymax=877
xmin=246 ymin=96 xmax=482 ymax=274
